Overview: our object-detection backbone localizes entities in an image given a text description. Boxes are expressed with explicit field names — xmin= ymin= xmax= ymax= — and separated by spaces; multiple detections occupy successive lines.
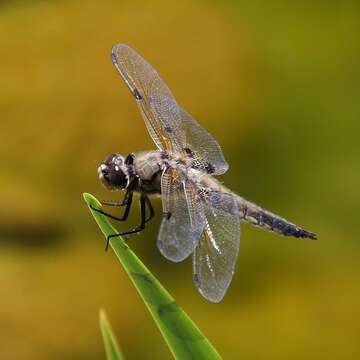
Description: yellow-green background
xmin=1 ymin=1 xmax=359 ymax=359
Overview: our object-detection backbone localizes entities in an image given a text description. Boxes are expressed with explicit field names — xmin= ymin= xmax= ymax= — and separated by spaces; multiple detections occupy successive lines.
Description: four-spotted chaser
xmin=93 ymin=44 xmax=317 ymax=303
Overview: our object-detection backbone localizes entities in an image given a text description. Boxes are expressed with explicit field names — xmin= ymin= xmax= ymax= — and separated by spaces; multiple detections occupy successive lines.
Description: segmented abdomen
xmin=236 ymin=196 xmax=317 ymax=240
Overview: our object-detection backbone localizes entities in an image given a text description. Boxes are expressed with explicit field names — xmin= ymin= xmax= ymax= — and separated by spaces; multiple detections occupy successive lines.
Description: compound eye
xmin=104 ymin=154 xmax=125 ymax=167
xmin=104 ymin=154 xmax=116 ymax=165
xmin=101 ymin=168 xmax=109 ymax=176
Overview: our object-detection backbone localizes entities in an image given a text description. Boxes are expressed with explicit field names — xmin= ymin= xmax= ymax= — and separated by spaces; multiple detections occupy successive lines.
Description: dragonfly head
xmin=98 ymin=154 xmax=130 ymax=190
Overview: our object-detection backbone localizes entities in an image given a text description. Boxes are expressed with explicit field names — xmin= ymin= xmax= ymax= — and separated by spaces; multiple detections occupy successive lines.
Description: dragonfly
xmin=93 ymin=44 xmax=317 ymax=303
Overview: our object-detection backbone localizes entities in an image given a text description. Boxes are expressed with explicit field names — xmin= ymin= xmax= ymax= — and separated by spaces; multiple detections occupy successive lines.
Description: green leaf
xmin=84 ymin=193 xmax=222 ymax=360
xmin=99 ymin=309 xmax=124 ymax=360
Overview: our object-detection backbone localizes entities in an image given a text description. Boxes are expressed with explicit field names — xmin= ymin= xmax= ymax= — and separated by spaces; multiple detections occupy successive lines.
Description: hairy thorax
xmin=132 ymin=150 xmax=222 ymax=196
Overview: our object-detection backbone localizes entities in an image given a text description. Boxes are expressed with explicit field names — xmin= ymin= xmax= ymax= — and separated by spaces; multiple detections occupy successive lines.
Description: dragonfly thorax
xmin=98 ymin=153 xmax=132 ymax=190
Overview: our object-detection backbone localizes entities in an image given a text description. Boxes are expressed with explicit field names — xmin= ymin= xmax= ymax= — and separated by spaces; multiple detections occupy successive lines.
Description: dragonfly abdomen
xmin=237 ymin=197 xmax=317 ymax=240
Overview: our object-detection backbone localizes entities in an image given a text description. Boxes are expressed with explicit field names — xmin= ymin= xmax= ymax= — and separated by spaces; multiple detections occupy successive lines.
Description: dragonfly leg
xmin=90 ymin=192 xmax=133 ymax=223
xmin=124 ymin=153 xmax=135 ymax=165
xmin=101 ymin=187 xmax=133 ymax=207
xmin=106 ymin=195 xmax=147 ymax=249
xmin=100 ymin=200 xmax=125 ymax=207
xmin=144 ymin=196 xmax=155 ymax=223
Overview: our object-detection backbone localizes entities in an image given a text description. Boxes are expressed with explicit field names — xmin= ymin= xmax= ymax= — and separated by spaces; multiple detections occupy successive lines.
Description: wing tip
xmin=110 ymin=43 xmax=133 ymax=63
xmin=111 ymin=43 xmax=129 ymax=53
xmin=193 ymin=273 xmax=227 ymax=303
xmin=157 ymin=239 xmax=192 ymax=263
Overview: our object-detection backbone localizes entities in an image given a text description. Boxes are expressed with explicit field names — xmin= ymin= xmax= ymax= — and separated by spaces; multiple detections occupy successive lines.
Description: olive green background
xmin=0 ymin=0 xmax=359 ymax=359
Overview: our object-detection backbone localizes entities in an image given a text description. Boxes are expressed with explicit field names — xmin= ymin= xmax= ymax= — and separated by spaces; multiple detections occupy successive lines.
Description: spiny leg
xmin=90 ymin=192 xmax=133 ymax=223
xmin=101 ymin=187 xmax=133 ymax=207
xmin=106 ymin=195 xmax=147 ymax=249
xmin=144 ymin=195 xmax=155 ymax=223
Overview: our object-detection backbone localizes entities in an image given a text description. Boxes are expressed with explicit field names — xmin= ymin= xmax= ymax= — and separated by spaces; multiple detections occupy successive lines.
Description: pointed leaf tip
xmin=99 ymin=309 xmax=123 ymax=360
xmin=99 ymin=308 xmax=106 ymax=322
xmin=83 ymin=192 xmax=102 ymax=208
xmin=85 ymin=193 xmax=221 ymax=359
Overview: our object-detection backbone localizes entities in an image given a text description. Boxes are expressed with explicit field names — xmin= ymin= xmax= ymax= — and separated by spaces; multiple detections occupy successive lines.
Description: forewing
xmin=111 ymin=44 xmax=182 ymax=151
xmin=149 ymin=95 xmax=229 ymax=175
xmin=111 ymin=44 xmax=228 ymax=173
xmin=193 ymin=191 xmax=240 ymax=303
xmin=157 ymin=167 xmax=205 ymax=262
xmin=177 ymin=108 xmax=229 ymax=175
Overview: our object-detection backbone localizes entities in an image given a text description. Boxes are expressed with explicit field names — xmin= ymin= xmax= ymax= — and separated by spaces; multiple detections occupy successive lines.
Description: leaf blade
xmin=99 ymin=309 xmax=124 ymax=360
xmin=83 ymin=192 xmax=222 ymax=360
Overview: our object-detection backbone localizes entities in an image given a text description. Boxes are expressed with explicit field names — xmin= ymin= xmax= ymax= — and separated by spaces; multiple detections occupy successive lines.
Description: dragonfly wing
xmin=193 ymin=191 xmax=240 ymax=303
xmin=111 ymin=44 xmax=182 ymax=152
xmin=177 ymin=107 xmax=228 ymax=175
xmin=149 ymin=95 xmax=229 ymax=175
xmin=112 ymin=44 xmax=228 ymax=173
xmin=157 ymin=167 xmax=205 ymax=262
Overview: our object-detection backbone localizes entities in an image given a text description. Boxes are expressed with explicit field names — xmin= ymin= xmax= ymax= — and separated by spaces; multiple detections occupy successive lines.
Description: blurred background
xmin=0 ymin=0 xmax=359 ymax=359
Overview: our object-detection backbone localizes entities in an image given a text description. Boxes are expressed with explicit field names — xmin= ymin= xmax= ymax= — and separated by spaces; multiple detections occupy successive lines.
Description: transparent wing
xmin=176 ymin=107 xmax=228 ymax=175
xmin=111 ymin=44 xmax=228 ymax=174
xmin=193 ymin=191 xmax=240 ymax=303
xmin=157 ymin=167 xmax=205 ymax=262
xmin=112 ymin=44 xmax=182 ymax=151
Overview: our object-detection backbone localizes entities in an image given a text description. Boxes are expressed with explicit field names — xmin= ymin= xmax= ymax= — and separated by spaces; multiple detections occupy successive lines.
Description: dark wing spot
xmin=133 ymin=88 xmax=143 ymax=100
xmin=183 ymin=147 xmax=194 ymax=157
xmin=193 ymin=273 xmax=201 ymax=286
xmin=160 ymin=151 xmax=169 ymax=159
xmin=163 ymin=212 xmax=172 ymax=220
xmin=204 ymin=162 xmax=216 ymax=174
xmin=164 ymin=126 xmax=173 ymax=133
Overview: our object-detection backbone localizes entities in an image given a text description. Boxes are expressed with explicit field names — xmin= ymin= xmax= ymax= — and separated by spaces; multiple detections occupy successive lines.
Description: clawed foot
xmin=105 ymin=233 xmax=121 ymax=251
xmin=104 ymin=232 xmax=138 ymax=251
